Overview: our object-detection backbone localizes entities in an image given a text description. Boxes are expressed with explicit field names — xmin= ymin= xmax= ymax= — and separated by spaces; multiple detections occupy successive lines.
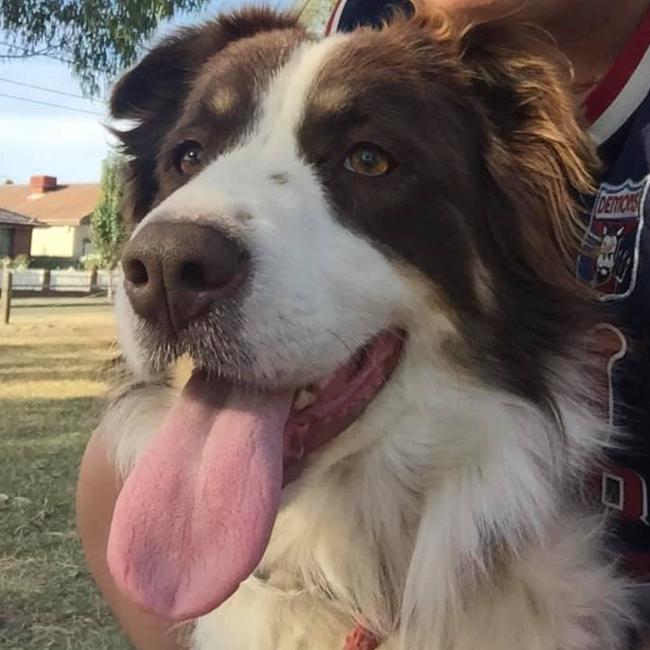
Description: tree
xmin=0 ymin=0 xmax=212 ymax=95
xmin=90 ymin=155 xmax=126 ymax=270
xmin=300 ymin=0 xmax=337 ymax=33
xmin=0 ymin=1 xmax=339 ymax=94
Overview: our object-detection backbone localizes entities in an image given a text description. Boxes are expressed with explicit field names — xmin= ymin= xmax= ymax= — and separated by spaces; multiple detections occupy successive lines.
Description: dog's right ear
xmin=110 ymin=8 xmax=301 ymax=224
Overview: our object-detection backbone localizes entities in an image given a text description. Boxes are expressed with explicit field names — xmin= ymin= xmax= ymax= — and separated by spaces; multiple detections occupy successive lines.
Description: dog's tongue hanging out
xmin=107 ymin=330 xmax=403 ymax=622
xmin=107 ymin=375 xmax=294 ymax=621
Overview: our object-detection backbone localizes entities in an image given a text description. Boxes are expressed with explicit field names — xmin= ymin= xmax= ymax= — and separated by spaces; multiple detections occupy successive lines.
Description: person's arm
xmin=76 ymin=429 xmax=184 ymax=650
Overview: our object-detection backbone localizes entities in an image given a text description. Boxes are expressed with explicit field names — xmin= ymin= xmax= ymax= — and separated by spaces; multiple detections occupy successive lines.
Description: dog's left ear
xmin=110 ymin=8 xmax=302 ymax=224
xmin=111 ymin=7 xmax=300 ymax=120
xmin=457 ymin=19 xmax=599 ymax=269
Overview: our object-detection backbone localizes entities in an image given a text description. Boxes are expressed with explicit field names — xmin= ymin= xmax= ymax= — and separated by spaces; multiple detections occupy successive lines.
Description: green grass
xmin=0 ymin=298 xmax=131 ymax=649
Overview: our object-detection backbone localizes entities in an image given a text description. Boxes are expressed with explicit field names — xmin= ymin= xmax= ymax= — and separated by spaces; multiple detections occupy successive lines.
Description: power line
xmin=0 ymin=76 xmax=96 ymax=101
xmin=0 ymin=39 xmax=74 ymax=66
xmin=0 ymin=91 xmax=102 ymax=116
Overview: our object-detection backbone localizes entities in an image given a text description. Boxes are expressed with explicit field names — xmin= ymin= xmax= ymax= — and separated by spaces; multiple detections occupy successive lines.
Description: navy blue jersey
xmin=329 ymin=0 xmax=650 ymax=577
xmin=325 ymin=0 xmax=411 ymax=33
xmin=577 ymin=9 xmax=650 ymax=576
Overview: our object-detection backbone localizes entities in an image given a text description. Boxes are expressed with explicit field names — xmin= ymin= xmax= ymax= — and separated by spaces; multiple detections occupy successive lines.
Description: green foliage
xmin=299 ymin=0 xmax=337 ymax=32
xmin=30 ymin=256 xmax=81 ymax=270
xmin=0 ymin=254 xmax=30 ymax=269
xmin=90 ymin=155 xmax=125 ymax=270
xmin=81 ymin=252 xmax=103 ymax=271
xmin=10 ymin=254 xmax=30 ymax=269
xmin=0 ymin=1 xmax=341 ymax=93
xmin=0 ymin=0 xmax=212 ymax=95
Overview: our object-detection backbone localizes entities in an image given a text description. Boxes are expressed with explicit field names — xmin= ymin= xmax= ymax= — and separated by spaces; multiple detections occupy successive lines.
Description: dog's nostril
xmin=180 ymin=261 xmax=209 ymax=291
xmin=125 ymin=260 xmax=149 ymax=286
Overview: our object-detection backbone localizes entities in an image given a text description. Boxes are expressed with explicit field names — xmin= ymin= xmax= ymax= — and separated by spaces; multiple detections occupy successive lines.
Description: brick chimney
xmin=29 ymin=175 xmax=57 ymax=193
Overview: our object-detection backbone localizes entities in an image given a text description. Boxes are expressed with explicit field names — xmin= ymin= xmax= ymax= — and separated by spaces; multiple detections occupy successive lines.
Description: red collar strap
xmin=344 ymin=625 xmax=380 ymax=650
xmin=583 ymin=5 xmax=650 ymax=124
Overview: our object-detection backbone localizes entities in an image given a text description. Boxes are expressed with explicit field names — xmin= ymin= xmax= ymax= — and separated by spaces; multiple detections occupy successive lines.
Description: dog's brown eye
xmin=174 ymin=141 xmax=204 ymax=176
xmin=344 ymin=144 xmax=393 ymax=177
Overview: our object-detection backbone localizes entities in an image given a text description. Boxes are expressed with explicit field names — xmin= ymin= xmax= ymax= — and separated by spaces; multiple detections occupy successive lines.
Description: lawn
xmin=0 ymin=297 xmax=131 ymax=649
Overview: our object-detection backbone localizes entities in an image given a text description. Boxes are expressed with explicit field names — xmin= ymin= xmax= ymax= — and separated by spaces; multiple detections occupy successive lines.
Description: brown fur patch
xmin=298 ymin=7 xmax=599 ymax=414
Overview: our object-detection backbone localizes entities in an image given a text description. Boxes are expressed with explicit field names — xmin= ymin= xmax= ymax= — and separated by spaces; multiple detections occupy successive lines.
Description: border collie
xmin=102 ymin=4 xmax=635 ymax=649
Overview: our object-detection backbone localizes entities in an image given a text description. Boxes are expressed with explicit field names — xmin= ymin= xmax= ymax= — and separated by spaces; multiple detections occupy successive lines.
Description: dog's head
xmin=107 ymin=5 xmax=597 ymax=622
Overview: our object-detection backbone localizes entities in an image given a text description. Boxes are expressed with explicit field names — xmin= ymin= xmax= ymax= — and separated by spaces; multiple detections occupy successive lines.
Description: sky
xmin=0 ymin=0 xmax=293 ymax=186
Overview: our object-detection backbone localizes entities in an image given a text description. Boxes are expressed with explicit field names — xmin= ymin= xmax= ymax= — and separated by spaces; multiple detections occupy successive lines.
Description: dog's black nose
xmin=122 ymin=222 xmax=248 ymax=332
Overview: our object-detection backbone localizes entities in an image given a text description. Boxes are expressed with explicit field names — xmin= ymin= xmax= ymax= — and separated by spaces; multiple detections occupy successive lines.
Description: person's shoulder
xmin=326 ymin=0 xmax=413 ymax=35
xmin=585 ymin=6 xmax=650 ymax=147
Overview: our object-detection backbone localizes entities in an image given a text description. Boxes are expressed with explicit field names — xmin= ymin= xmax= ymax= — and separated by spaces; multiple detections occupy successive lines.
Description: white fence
xmin=0 ymin=268 xmax=120 ymax=294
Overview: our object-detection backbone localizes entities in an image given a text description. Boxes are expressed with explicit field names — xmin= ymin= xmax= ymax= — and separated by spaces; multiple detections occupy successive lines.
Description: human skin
xmin=76 ymin=2 xmax=650 ymax=649
xmin=76 ymin=430 xmax=185 ymax=650
xmin=422 ymin=0 xmax=650 ymax=103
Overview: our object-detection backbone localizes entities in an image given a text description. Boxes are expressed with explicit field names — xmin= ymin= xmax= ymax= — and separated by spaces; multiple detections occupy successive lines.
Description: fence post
xmin=89 ymin=267 xmax=98 ymax=294
xmin=42 ymin=269 xmax=51 ymax=293
xmin=1 ymin=267 xmax=12 ymax=325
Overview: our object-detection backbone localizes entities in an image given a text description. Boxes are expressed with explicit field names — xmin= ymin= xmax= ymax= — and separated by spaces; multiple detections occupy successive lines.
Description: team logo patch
xmin=577 ymin=176 xmax=649 ymax=300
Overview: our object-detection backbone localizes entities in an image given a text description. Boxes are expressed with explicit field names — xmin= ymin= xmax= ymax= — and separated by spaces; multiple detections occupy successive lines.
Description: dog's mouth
xmin=107 ymin=328 xmax=404 ymax=621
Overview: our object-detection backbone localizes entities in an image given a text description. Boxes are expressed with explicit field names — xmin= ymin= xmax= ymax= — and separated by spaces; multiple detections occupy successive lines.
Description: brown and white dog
xmin=102 ymin=4 xmax=636 ymax=649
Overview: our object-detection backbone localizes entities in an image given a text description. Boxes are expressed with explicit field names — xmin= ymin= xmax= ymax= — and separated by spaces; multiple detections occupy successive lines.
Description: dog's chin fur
xmin=102 ymin=5 xmax=636 ymax=649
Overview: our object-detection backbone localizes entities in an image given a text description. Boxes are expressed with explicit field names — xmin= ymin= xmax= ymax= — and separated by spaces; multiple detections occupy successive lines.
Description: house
xmin=0 ymin=207 xmax=44 ymax=259
xmin=0 ymin=175 xmax=100 ymax=263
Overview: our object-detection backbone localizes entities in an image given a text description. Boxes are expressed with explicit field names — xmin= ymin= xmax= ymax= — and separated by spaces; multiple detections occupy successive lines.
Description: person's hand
xmin=76 ymin=429 xmax=186 ymax=650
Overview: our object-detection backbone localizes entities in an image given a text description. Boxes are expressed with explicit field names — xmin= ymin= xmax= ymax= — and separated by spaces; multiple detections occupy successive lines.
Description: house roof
xmin=0 ymin=207 xmax=45 ymax=228
xmin=0 ymin=183 xmax=101 ymax=226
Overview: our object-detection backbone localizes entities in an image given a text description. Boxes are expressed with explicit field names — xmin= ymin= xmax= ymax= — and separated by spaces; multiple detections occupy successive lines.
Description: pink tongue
xmin=107 ymin=375 xmax=293 ymax=621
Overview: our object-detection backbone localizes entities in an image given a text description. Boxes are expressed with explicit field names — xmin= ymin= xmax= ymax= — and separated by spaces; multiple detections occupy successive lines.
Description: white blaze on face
xmin=118 ymin=33 xmax=413 ymax=387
